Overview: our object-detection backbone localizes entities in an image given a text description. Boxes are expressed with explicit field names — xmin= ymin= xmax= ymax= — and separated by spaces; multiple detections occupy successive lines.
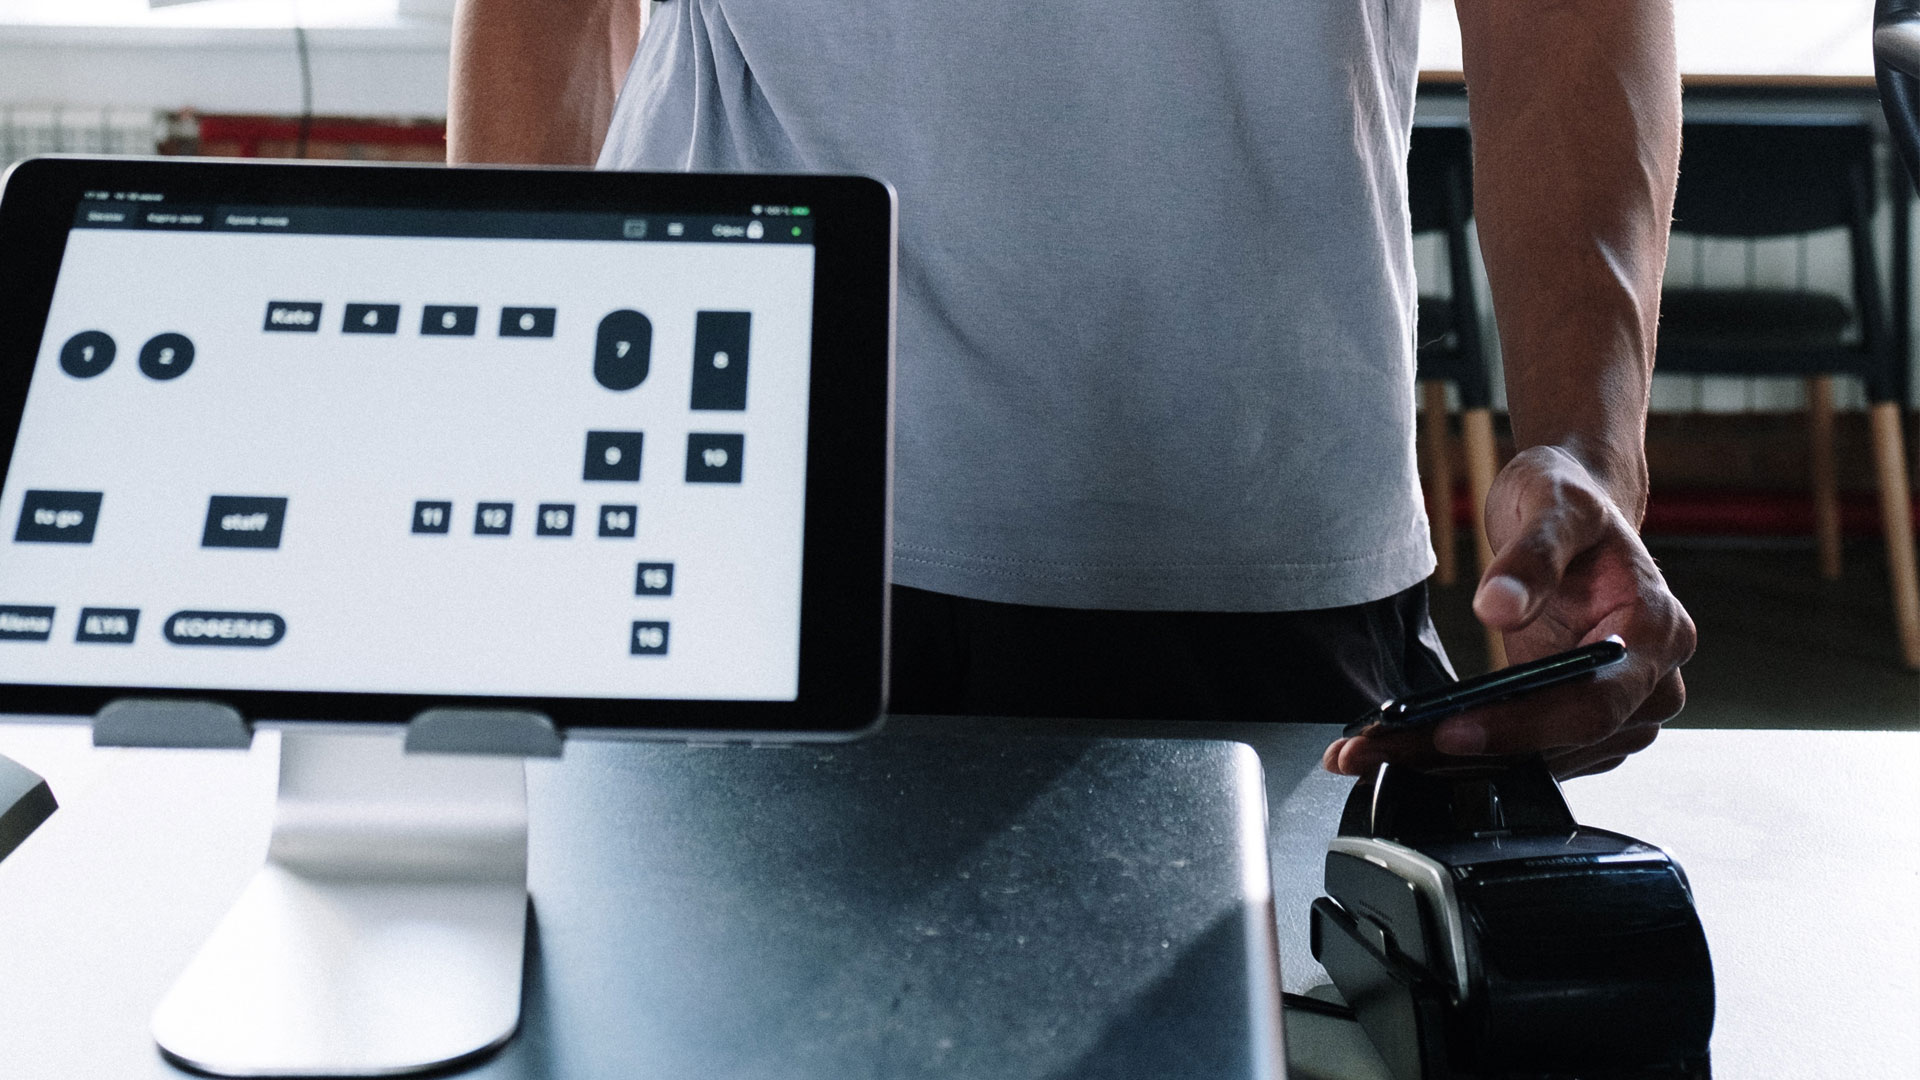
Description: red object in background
xmin=163 ymin=112 xmax=445 ymax=162
xmin=1450 ymin=488 xmax=1920 ymax=537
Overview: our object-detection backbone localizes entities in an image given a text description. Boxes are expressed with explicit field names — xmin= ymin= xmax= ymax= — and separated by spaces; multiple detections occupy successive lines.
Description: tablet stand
xmin=95 ymin=699 xmax=561 ymax=1077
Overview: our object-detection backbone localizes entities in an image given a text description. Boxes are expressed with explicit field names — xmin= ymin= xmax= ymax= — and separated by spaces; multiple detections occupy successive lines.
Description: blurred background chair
xmin=1655 ymin=117 xmax=1920 ymax=669
xmin=1409 ymin=123 xmax=1507 ymax=669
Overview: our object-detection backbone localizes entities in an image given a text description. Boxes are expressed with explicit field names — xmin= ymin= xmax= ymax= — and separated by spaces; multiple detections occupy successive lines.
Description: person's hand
xmin=1323 ymin=445 xmax=1695 ymax=779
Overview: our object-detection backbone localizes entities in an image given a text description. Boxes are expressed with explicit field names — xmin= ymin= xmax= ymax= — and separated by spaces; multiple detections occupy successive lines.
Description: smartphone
xmin=1341 ymin=635 xmax=1628 ymax=738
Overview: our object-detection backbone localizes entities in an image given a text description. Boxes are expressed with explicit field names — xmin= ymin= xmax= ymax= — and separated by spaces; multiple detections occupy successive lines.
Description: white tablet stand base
xmin=93 ymin=699 xmax=563 ymax=1078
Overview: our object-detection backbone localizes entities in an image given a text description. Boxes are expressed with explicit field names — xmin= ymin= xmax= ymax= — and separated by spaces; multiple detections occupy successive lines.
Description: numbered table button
xmin=691 ymin=311 xmax=750 ymax=410
xmin=15 ymin=490 xmax=102 ymax=544
xmin=630 ymin=620 xmax=670 ymax=656
xmin=59 ymin=331 xmax=116 ymax=379
xmin=598 ymin=504 xmax=637 ymax=538
xmin=76 ymin=607 xmax=138 ymax=644
xmin=475 ymin=502 xmax=514 ymax=536
xmin=344 ymin=303 xmax=401 ymax=335
xmin=536 ymin=503 xmax=576 ymax=537
xmin=685 ymin=433 xmax=745 ymax=484
xmin=635 ymin=562 xmax=674 ymax=596
xmin=138 ymin=332 xmax=195 ymax=381
xmin=264 ymin=301 xmax=323 ymax=333
xmin=412 ymin=500 xmax=453 ymax=534
xmin=0 ymin=605 xmax=55 ymax=642
xmin=501 ymin=307 xmax=557 ymax=338
xmin=422 ymin=305 xmax=479 ymax=336
xmin=584 ymin=431 xmax=644 ymax=482
xmin=594 ymin=310 xmax=653 ymax=390
xmin=202 ymin=496 xmax=288 ymax=549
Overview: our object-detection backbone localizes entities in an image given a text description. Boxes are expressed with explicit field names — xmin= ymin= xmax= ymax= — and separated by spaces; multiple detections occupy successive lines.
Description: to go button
xmin=165 ymin=610 xmax=285 ymax=647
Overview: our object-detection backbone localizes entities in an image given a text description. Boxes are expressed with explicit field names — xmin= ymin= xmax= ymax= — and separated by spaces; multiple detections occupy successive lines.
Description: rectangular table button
xmin=263 ymin=301 xmax=322 ymax=333
xmin=630 ymin=621 xmax=669 ymax=656
xmin=344 ymin=303 xmax=401 ymax=334
xmin=635 ymin=562 xmax=674 ymax=596
xmin=422 ymin=305 xmax=479 ymax=336
xmin=412 ymin=500 xmax=453 ymax=534
xmin=584 ymin=431 xmax=644 ymax=482
xmin=685 ymin=433 xmax=744 ymax=484
xmin=76 ymin=607 xmax=138 ymax=644
xmin=536 ymin=503 xmax=576 ymax=536
xmin=598 ymin=504 xmax=637 ymax=538
xmin=475 ymin=502 xmax=514 ymax=536
xmin=202 ymin=496 xmax=288 ymax=549
xmin=690 ymin=311 xmax=750 ymax=411
xmin=0 ymin=605 xmax=54 ymax=642
xmin=501 ymin=307 xmax=557 ymax=338
xmin=15 ymin=490 xmax=102 ymax=544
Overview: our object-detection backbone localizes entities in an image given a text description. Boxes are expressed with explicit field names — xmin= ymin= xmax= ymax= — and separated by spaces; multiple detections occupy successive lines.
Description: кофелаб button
xmin=164 ymin=611 xmax=285 ymax=647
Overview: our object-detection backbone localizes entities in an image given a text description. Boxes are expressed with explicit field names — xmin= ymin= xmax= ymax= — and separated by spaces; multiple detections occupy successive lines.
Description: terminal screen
xmin=0 ymin=200 xmax=817 ymax=701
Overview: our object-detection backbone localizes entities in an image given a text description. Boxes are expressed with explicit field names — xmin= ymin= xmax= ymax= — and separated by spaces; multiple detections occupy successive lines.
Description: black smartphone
xmin=1342 ymin=635 xmax=1628 ymax=738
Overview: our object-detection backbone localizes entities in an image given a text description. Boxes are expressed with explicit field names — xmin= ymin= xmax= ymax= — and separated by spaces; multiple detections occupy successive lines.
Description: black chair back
xmin=1408 ymin=125 xmax=1471 ymax=236
xmin=1672 ymin=121 xmax=1874 ymax=238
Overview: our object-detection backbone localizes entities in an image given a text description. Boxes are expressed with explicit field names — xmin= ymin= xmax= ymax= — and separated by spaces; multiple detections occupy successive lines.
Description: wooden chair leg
xmin=1421 ymin=381 xmax=1457 ymax=586
xmin=1868 ymin=402 xmax=1920 ymax=670
xmin=1461 ymin=407 xmax=1508 ymax=669
xmin=1808 ymin=376 xmax=1844 ymax=581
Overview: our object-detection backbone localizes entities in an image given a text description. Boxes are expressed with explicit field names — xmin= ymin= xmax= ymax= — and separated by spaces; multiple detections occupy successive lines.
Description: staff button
xmin=202 ymin=496 xmax=288 ymax=549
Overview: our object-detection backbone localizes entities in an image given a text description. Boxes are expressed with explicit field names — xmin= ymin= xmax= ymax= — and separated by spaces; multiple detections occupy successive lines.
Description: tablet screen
xmin=0 ymin=195 xmax=821 ymax=703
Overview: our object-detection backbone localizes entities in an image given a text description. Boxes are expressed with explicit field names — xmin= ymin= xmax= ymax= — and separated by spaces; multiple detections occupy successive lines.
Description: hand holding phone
xmin=1341 ymin=636 xmax=1628 ymax=740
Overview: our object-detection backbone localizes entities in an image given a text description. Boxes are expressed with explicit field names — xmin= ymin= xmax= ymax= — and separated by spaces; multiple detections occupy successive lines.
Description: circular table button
xmin=138 ymin=333 xmax=195 ymax=381
xmin=59 ymin=331 xmax=116 ymax=379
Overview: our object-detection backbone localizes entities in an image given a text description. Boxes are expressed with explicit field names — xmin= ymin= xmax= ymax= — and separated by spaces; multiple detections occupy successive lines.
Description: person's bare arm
xmin=447 ymin=0 xmax=644 ymax=165
xmin=1328 ymin=0 xmax=1692 ymax=778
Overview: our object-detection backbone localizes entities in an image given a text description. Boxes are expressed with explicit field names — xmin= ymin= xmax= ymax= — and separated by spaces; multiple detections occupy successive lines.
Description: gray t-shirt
xmin=600 ymin=0 xmax=1433 ymax=612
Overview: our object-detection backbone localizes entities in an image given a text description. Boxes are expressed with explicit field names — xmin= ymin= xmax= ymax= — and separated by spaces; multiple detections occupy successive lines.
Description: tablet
xmin=0 ymin=158 xmax=894 ymax=737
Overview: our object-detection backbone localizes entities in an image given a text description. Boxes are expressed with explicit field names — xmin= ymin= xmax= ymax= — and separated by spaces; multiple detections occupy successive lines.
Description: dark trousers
xmin=888 ymin=583 xmax=1457 ymax=723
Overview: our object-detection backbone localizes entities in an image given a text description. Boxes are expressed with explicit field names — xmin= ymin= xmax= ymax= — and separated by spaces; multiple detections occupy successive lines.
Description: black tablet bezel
xmin=0 ymin=157 xmax=894 ymax=737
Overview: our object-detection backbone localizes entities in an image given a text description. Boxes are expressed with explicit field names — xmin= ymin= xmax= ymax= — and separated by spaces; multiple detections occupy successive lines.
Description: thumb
xmin=1473 ymin=472 xmax=1612 ymax=633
